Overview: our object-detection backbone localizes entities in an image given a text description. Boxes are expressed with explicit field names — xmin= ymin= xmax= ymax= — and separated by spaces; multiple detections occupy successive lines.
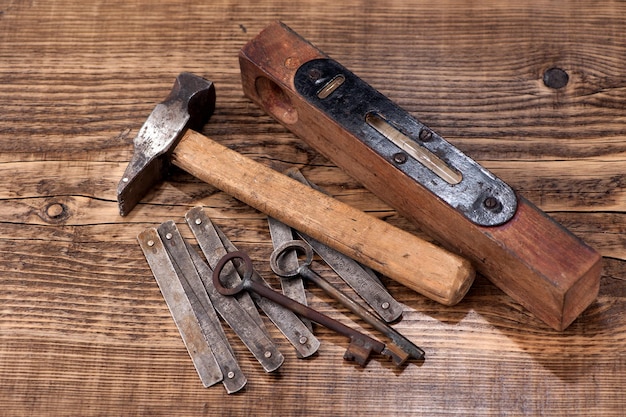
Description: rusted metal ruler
xmin=137 ymin=228 xmax=228 ymax=390
xmin=137 ymin=209 xmax=325 ymax=391
xmin=157 ymin=220 xmax=284 ymax=373
xmin=185 ymin=207 xmax=320 ymax=358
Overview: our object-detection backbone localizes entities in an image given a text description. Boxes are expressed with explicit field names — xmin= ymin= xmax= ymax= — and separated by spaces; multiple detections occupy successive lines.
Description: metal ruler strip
xmin=182 ymin=209 xmax=268 ymax=335
xmin=137 ymin=228 xmax=222 ymax=388
xmin=158 ymin=220 xmax=284 ymax=373
xmin=186 ymin=207 xmax=320 ymax=358
xmin=156 ymin=221 xmax=246 ymax=393
xmin=267 ymin=215 xmax=313 ymax=332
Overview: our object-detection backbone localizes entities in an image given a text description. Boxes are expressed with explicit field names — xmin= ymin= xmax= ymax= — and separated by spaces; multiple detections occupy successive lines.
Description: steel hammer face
xmin=117 ymin=72 xmax=216 ymax=216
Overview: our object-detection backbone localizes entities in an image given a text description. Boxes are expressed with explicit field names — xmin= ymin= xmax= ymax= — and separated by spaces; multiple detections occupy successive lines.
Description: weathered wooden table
xmin=1 ymin=1 xmax=624 ymax=415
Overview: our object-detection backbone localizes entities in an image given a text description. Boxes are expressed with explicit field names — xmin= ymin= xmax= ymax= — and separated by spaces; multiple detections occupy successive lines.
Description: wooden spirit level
xmin=238 ymin=21 xmax=602 ymax=330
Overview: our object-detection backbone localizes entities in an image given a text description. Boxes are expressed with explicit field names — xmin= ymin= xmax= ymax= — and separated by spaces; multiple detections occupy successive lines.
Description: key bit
xmin=344 ymin=339 xmax=375 ymax=367
xmin=212 ymin=251 xmax=394 ymax=367
xmin=270 ymin=239 xmax=425 ymax=365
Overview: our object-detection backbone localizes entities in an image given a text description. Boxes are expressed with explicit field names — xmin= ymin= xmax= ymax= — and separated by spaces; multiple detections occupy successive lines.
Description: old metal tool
xmin=239 ymin=21 xmax=602 ymax=330
xmin=137 ymin=228 xmax=223 ymax=389
xmin=267 ymin=215 xmax=312 ymax=330
xmin=270 ymin=240 xmax=425 ymax=364
xmin=213 ymin=250 xmax=406 ymax=367
xmin=185 ymin=207 xmax=320 ymax=358
xmin=184 ymin=246 xmax=285 ymax=374
xmin=151 ymin=224 xmax=247 ymax=393
xmin=155 ymin=220 xmax=284 ymax=373
xmin=116 ymin=72 xmax=475 ymax=307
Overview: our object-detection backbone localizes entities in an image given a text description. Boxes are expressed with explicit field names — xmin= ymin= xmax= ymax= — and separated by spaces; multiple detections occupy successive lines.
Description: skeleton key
xmin=213 ymin=251 xmax=400 ymax=367
xmin=270 ymin=240 xmax=424 ymax=364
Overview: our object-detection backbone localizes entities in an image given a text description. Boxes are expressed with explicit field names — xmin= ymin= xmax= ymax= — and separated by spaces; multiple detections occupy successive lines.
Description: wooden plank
xmin=0 ymin=0 xmax=624 ymax=415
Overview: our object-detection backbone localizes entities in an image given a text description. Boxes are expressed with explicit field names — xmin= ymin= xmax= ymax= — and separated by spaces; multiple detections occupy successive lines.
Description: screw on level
xmin=483 ymin=196 xmax=500 ymax=211
xmin=392 ymin=152 xmax=408 ymax=164
xmin=419 ymin=128 xmax=433 ymax=142
xmin=307 ymin=68 xmax=322 ymax=80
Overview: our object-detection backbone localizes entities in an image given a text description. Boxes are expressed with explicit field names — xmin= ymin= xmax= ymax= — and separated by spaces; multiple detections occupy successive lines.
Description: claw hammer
xmin=117 ymin=73 xmax=475 ymax=305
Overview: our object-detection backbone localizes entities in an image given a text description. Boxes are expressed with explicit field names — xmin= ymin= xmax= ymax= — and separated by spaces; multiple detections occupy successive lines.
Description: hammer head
xmin=117 ymin=72 xmax=216 ymax=216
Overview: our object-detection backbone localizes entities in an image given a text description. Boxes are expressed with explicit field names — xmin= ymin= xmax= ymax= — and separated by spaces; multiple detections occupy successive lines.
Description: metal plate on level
xmin=294 ymin=58 xmax=517 ymax=227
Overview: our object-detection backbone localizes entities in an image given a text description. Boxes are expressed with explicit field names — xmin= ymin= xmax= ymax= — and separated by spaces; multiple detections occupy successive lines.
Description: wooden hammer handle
xmin=172 ymin=129 xmax=475 ymax=306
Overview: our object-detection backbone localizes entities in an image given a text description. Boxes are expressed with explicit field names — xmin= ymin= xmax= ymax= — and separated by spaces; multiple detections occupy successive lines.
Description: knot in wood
xmin=42 ymin=201 xmax=69 ymax=223
xmin=543 ymin=67 xmax=569 ymax=89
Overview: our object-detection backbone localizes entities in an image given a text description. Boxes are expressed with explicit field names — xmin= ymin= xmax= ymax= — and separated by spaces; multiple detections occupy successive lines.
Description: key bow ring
xmin=269 ymin=240 xmax=314 ymax=279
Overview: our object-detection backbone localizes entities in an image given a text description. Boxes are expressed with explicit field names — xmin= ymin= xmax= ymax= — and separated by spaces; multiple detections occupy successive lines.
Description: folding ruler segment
xmin=137 ymin=228 xmax=222 ymax=388
xmin=185 ymin=207 xmax=320 ymax=358
xmin=155 ymin=222 xmax=246 ymax=393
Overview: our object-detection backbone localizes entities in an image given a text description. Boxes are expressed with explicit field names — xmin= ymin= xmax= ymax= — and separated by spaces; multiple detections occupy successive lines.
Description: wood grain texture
xmin=0 ymin=0 xmax=624 ymax=416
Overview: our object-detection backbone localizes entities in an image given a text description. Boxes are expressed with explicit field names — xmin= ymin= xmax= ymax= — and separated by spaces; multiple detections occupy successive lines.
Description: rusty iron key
xmin=212 ymin=251 xmax=397 ymax=367
xmin=270 ymin=240 xmax=425 ymax=365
